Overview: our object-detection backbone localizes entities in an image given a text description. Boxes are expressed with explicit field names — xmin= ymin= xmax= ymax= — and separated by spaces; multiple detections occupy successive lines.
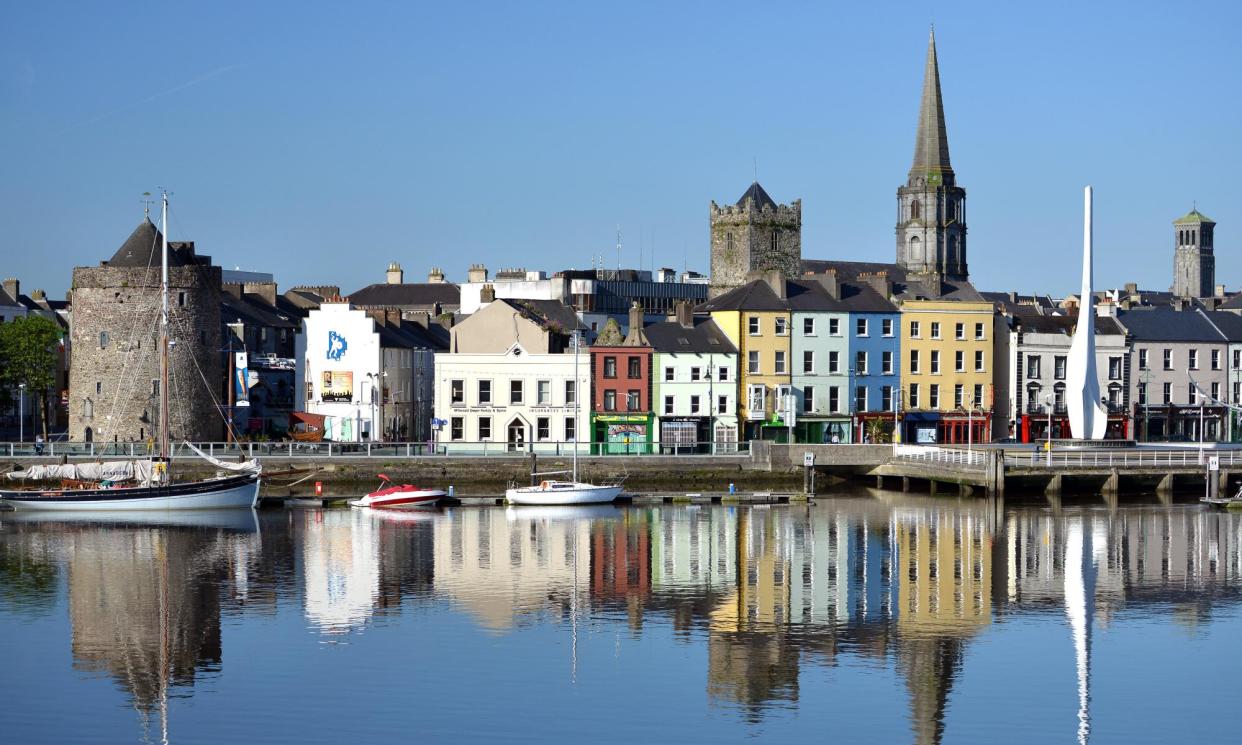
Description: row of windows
xmin=744 ymin=383 xmax=897 ymax=414
xmin=1137 ymin=347 xmax=1223 ymax=372
xmin=662 ymin=394 xmax=730 ymax=415
xmin=663 ymin=365 xmax=730 ymax=382
xmin=1137 ymin=381 xmax=1221 ymax=406
xmin=601 ymin=355 xmax=643 ymax=379
xmin=909 ymin=349 xmax=987 ymax=374
xmin=908 ymin=321 xmax=987 ymax=341
xmin=1026 ymin=355 xmax=1124 ymax=380
xmin=449 ymin=415 xmax=577 ymax=442
xmin=747 ymin=316 xmax=896 ymax=337
xmin=599 ymin=389 xmax=643 ymax=412
xmin=449 ymin=378 xmax=576 ymax=407
xmin=905 ymin=383 xmax=987 ymax=410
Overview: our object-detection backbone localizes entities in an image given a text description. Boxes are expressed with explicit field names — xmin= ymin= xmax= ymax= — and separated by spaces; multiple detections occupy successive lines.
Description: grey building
xmin=896 ymin=30 xmax=967 ymax=281
xmin=709 ymin=182 xmax=802 ymax=298
xmin=1173 ymin=209 xmax=1216 ymax=299
xmin=1118 ymin=308 xmax=1227 ymax=441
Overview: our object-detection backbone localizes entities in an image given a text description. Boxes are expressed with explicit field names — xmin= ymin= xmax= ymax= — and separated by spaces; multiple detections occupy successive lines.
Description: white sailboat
xmin=505 ymin=330 xmax=622 ymax=506
xmin=1 ymin=192 xmax=260 ymax=511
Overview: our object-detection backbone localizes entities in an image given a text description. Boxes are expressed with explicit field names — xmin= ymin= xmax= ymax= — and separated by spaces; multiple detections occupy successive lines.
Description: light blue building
xmin=845 ymin=274 xmax=901 ymax=443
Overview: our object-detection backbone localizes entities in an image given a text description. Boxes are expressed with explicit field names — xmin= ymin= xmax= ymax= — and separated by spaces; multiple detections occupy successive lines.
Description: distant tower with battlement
xmin=896 ymin=30 xmax=968 ymax=281
xmin=709 ymin=182 xmax=802 ymax=297
xmin=1173 ymin=208 xmax=1216 ymax=298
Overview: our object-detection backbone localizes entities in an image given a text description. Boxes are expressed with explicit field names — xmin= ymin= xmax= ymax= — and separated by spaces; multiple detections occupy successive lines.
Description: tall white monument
xmin=1067 ymin=186 xmax=1108 ymax=440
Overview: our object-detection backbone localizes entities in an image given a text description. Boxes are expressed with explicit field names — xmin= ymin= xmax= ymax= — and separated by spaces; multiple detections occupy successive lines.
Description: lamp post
xmin=18 ymin=382 xmax=26 ymax=443
xmin=893 ymin=387 xmax=902 ymax=445
xmin=1198 ymin=390 xmax=1205 ymax=465
xmin=1044 ymin=392 xmax=1054 ymax=467
xmin=1140 ymin=367 xmax=1151 ymax=443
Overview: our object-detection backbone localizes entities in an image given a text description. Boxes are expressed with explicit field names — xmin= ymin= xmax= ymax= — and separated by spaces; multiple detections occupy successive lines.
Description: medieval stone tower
xmin=69 ymin=216 xmax=224 ymax=443
xmin=1173 ymin=209 xmax=1216 ymax=298
xmin=709 ymin=182 xmax=802 ymax=297
xmin=896 ymin=30 xmax=968 ymax=281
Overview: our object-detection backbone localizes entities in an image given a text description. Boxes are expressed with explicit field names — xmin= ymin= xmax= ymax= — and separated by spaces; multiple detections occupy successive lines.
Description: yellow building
xmin=702 ymin=275 xmax=794 ymax=441
xmin=899 ymin=299 xmax=996 ymax=444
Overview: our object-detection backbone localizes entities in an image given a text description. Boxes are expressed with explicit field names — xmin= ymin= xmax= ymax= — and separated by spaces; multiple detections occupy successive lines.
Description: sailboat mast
xmin=572 ymin=329 xmax=579 ymax=482
xmin=159 ymin=191 xmax=171 ymax=463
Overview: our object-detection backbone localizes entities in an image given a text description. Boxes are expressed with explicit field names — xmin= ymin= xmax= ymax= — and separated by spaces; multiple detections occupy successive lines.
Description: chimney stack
xmin=675 ymin=300 xmax=694 ymax=328
xmin=386 ymin=262 xmax=404 ymax=285
xmin=467 ymin=264 xmax=489 ymax=283
xmin=480 ymin=283 xmax=496 ymax=304
xmin=428 ymin=267 xmax=445 ymax=284
xmin=2 ymin=278 xmax=18 ymax=301
xmin=1216 ymin=284 xmax=1226 ymax=298
xmin=859 ymin=271 xmax=891 ymax=299
xmin=762 ymin=270 xmax=786 ymax=299
xmin=1123 ymin=282 xmax=1138 ymax=295
xmin=244 ymin=281 xmax=278 ymax=306
xmin=622 ymin=302 xmax=649 ymax=346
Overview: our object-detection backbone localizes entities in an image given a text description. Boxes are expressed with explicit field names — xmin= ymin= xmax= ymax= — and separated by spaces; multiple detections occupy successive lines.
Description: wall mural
xmin=326 ymin=330 xmax=348 ymax=361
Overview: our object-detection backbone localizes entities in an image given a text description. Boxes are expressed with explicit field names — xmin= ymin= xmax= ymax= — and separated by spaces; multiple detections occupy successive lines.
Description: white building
xmin=645 ymin=307 xmax=739 ymax=452
xmin=295 ymin=300 xmax=445 ymax=442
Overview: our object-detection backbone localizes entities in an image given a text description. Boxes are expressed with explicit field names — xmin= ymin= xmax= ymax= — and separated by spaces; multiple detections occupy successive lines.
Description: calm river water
xmin=2 ymin=492 xmax=1240 ymax=744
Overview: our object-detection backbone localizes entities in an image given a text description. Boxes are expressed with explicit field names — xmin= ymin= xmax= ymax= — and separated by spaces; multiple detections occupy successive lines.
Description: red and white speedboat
xmin=350 ymin=475 xmax=445 ymax=509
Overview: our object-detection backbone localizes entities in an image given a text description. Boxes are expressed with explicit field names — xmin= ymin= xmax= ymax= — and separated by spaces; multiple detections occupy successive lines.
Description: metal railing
xmin=0 ymin=440 xmax=749 ymax=459
xmin=1009 ymin=448 xmax=1240 ymax=469
xmin=892 ymin=444 xmax=986 ymax=469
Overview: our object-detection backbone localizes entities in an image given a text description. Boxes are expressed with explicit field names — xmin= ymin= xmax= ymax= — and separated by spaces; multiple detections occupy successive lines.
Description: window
xmin=775 ymin=317 xmax=788 ymax=336
xmin=99 ymin=331 xmax=109 ymax=349
xmin=954 ymin=384 xmax=964 ymax=408
xmin=1212 ymin=350 xmax=1221 ymax=370
xmin=177 ymin=291 xmax=186 ymax=308
xmin=1234 ymin=350 xmax=1241 ymax=369
xmin=748 ymin=384 xmax=766 ymax=413
xmin=748 ymin=351 xmax=760 ymax=374
xmin=828 ymin=386 xmax=840 ymax=413
xmin=627 ymin=390 xmax=640 ymax=411
xmin=930 ymin=322 xmax=941 ymax=339
xmin=1212 ymin=382 xmax=1221 ymax=400
xmin=450 ymin=379 xmax=464 ymax=404
xmin=803 ymin=386 xmax=816 ymax=412
xmin=1139 ymin=349 xmax=1149 ymax=370
xmin=881 ymin=385 xmax=893 ymax=411
xmin=929 ymin=384 xmax=940 ymax=409
xmin=718 ymin=366 xmax=729 ymax=382
xmin=909 ymin=321 xmax=921 ymax=338
xmin=1189 ymin=383 xmax=1197 ymax=403
xmin=974 ymin=350 xmax=985 ymax=372
xmin=628 ymin=356 xmax=641 ymax=378
xmin=1108 ymin=357 xmax=1122 ymax=380
xmin=690 ymin=366 xmax=702 ymax=381
xmin=955 ymin=350 xmax=965 ymax=372
xmin=774 ymin=351 xmax=787 ymax=374
xmin=96 ymin=381 xmax=102 ymax=395
xmin=1138 ymin=382 xmax=1147 ymax=405
xmin=856 ymin=318 xmax=869 ymax=337
xmin=565 ymin=417 xmax=576 ymax=441
xmin=974 ymin=384 xmax=984 ymax=406
xmin=974 ymin=322 xmax=985 ymax=340
xmin=450 ymin=417 xmax=463 ymax=441
xmin=829 ymin=318 xmax=841 ymax=336
xmin=856 ymin=351 xmax=868 ymax=375
xmin=908 ymin=383 xmax=919 ymax=409
xmin=537 ymin=417 xmax=550 ymax=441
xmin=803 ymin=351 xmax=815 ymax=374
xmin=537 ymin=380 xmax=551 ymax=405
xmin=1189 ymin=349 xmax=1199 ymax=370
xmin=479 ymin=417 xmax=492 ymax=440
xmin=882 ymin=351 xmax=893 ymax=375
xmin=565 ymin=380 xmax=576 ymax=406
xmin=603 ymin=390 xmax=617 ymax=411
xmin=478 ymin=379 xmax=492 ymax=405
xmin=829 ymin=351 xmax=840 ymax=374
xmin=1162 ymin=382 xmax=1171 ymax=404
xmin=855 ymin=386 xmax=867 ymax=411
xmin=689 ymin=395 xmax=701 ymax=414
xmin=603 ymin=356 xmax=617 ymax=378
xmin=748 ymin=317 xmax=761 ymax=335
xmin=152 ymin=379 xmax=159 ymax=396
xmin=1234 ymin=382 xmax=1240 ymax=404
xmin=882 ymin=318 xmax=894 ymax=337
xmin=510 ymin=380 xmax=523 ymax=404
xmin=909 ymin=350 xmax=920 ymax=374
xmin=1054 ymin=356 xmax=1067 ymax=380
xmin=1163 ymin=349 xmax=1173 ymax=370
xmin=664 ymin=395 xmax=674 ymax=415
xmin=803 ymin=317 xmax=816 ymax=335
xmin=664 ymin=366 xmax=675 ymax=382
xmin=955 ymin=323 xmax=965 ymax=340
xmin=930 ymin=350 xmax=940 ymax=374
xmin=717 ymin=395 xmax=728 ymax=414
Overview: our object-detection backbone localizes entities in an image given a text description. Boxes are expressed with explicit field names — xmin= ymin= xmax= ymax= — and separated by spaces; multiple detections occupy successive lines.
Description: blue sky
xmin=2 ymin=1 xmax=1240 ymax=298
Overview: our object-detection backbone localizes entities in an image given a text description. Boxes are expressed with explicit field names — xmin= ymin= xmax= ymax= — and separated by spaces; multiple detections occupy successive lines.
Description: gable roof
xmin=498 ymin=298 xmax=586 ymax=332
xmin=801 ymin=259 xmax=983 ymax=302
xmin=348 ymin=282 xmax=461 ymax=309
xmin=696 ymin=279 xmax=787 ymax=312
xmin=644 ymin=317 xmax=738 ymax=354
xmin=1117 ymin=308 xmax=1224 ymax=343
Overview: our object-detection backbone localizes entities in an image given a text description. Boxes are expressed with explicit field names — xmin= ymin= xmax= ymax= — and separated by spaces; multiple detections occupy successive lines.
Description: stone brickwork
xmin=1172 ymin=211 xmax=1216 ymax=299
xmin=69 ymin=263 xmax=223 ymax=444
xmin=709 ymin=184 xmax=801 ymax=298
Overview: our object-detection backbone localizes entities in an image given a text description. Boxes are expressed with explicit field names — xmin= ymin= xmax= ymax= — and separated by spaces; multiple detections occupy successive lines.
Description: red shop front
xmin=937 ymin=412 xmax=991 ymax=445
xmin=1019 ymin=414 xmax=1131 ymax=442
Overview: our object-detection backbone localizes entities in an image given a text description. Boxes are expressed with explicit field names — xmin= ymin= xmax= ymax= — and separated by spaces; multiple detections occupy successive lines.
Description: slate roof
xmin=348 ymin=282 xmax=461 ymax=310
xmin=1205 ymin=311 xmax=1242 ymax=342
xmin=696 ymin=276 xmax=898 ymax=314
xmin=910 ymin=29 xmax=953 ymax=178
xmin=1217 ymin=294 xmax=1242 ymax=310
xmin=736 ymin=181 xmax=778 ymax=210
xmin=800 ymin=259 xmax=984 ymax=302
xmin=1117 ymin=308 xmax=1225 ymax=343
xmin=106 ymin=218 xmax=206 ymax=267
xmin=498 ymin=298 xmax=587 ymax=332
xmin=0 ymin=287 xmax=19 ymax=307
xmin=980 ymin=290 xmax=1059 ymax=314
xmin=696 ymin=278 xmax=787 ymax=312
xmin=644 ymin=317 xmax=738 ymax=355
xmin=376 ymin=319 xmax=449 ymax=351
xmin=220 ymin=292 xmax=303 ymax=329
xmin=1175 ymin=209 xmax=1214 ymax=225
xmin=1009 ymin=309 xmax=1126 ymax=336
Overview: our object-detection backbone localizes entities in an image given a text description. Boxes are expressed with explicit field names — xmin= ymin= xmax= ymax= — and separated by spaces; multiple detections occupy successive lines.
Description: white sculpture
xmin=1067 ymin=186 xmax=1109 ymax=439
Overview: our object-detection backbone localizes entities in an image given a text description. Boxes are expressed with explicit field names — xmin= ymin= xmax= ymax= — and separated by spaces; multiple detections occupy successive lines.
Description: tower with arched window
xmin=896 ymin=30 xmax=968 ymax=281
xmin=709 ymin=182 xmax=802 ymax=297
xmin=1172 ymin=209 xmax=1216 ymax=298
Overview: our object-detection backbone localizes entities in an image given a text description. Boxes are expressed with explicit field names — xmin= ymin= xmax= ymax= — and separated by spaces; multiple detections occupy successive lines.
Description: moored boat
xmin=350 ymin=474 xmax=444 ymax=509
xmin=505 ymin=480 xmax=622 ymax=506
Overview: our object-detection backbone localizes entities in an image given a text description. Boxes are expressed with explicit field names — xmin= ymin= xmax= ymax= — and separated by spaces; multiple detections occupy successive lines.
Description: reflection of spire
xmin=899 ymin=636 xmax=963 ymax=745
xmin=1063 ymin=518 xmax=1095 ymax=745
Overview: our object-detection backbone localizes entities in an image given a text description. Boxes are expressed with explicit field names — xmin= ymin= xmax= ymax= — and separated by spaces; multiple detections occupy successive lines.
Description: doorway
xmin=507 ymin=419 xmax=526 ymax=452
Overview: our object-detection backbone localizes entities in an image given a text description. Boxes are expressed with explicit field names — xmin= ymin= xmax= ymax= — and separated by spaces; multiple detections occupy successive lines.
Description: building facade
xmin=1172 ymin=210 xmax=1216 ymax=299
xmin=589 ymin=306 xmax=653 ymax=454
xmin=899 ymin=299 xmax=995 ymax=444
xmin=709 ymin=183 xmax=802 ymax=298
xmin=647 ymin=304 xmax=739 ymax=453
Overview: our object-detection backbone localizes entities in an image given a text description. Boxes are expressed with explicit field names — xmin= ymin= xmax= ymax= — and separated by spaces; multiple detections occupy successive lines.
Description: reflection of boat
xmin=1 ymin=507 xmax=260 ymax=533
xmin=504 ymin=504 xmax=624 ymax=522
xmin=357 ymin=506 xmax=440 ymax=523
xmin=350 ymin=474 xmax=444 ymax=509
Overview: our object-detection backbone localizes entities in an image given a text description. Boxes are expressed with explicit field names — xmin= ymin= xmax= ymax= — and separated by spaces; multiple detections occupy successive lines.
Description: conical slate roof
xmin=107 ymin=217 xmax=199 ymax=268
xmin=909 ymin=29 xmax=953 ymax=180
xmin=736 ymin=181 xmax=778 ymax=210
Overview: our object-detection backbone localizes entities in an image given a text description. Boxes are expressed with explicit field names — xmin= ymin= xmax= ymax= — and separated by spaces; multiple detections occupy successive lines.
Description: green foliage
xmin=0 ymin=315 xmax=63 ymax=438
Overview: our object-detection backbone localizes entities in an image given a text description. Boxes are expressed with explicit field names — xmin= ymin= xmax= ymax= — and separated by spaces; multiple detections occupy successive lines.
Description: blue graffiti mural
xmin=326 ymin=330 xmax=348 ymax=361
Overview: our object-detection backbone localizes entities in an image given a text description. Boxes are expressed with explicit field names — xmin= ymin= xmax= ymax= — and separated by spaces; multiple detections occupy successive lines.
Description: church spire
xmin=909 ymin=28 xmax=953 ymax=182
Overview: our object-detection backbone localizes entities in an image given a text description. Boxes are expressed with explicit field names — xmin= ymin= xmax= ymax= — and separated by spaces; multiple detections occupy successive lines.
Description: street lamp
xmin=1043 ymin=391 xmax=1054 ymax=467
xmin=18 ymin=382 xmax=26 ymax=443
xmin=962 ymin=393 xmax=984 ymax=454
xmin=1197 ymin=390 xmax=1206 ymax=465
xmin=892 ymin=387 xmax=902 ymax=445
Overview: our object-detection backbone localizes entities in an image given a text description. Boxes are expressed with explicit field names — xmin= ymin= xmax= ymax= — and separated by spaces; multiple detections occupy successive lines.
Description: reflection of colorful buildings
xmin=301 ymin=510 xmax=380 ymax=633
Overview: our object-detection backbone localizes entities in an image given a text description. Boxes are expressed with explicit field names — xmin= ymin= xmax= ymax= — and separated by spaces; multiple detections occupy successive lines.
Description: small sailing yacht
xmin=505 ymin=330 xmax=622 ymax=506
xmin=0 ymin=192 xmax=260 ymax=511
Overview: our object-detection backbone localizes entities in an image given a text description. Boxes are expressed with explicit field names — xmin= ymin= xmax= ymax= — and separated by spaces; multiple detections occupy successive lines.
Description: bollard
xmin=448 ymin=484 xmax=455 ymax=498
xmin=315 ymin=481 xmax=323 ymax=497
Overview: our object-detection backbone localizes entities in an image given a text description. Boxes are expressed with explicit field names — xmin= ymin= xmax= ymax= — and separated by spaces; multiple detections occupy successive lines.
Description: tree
xmin=0 ymin=315 xmax=63 ymax=441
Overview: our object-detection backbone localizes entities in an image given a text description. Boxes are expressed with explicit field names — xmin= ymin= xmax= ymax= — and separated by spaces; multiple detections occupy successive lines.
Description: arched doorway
xmin=84 ymin=426 xmax=93 ymax=442
xmin=507 ymin=419 xmax=526 ymax=452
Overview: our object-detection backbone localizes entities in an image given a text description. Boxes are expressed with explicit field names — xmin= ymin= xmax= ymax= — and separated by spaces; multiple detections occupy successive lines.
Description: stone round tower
xmin=69 ymin=217 xmax=223 ymax=444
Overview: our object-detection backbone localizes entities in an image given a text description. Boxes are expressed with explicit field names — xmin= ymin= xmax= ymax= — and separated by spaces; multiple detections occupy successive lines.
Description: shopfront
xmin=901 ymin=412 xmax=941 ymax=444
xmin=1133 ymin=404 xmax=1225 ymax=442
xmin=937 ymin=412 xmax=991 ymax=445
xmin=593 ymin=413 xmax=654 ymax=454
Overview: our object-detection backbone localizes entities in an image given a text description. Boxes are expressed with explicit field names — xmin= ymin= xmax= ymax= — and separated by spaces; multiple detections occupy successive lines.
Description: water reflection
xmin=2 ymin=496 xmax=1241 ymax=744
